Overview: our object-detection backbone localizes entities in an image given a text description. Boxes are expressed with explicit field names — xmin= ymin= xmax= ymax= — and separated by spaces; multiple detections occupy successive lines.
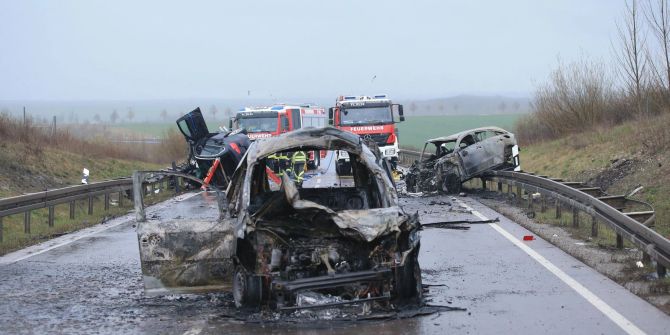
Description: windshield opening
xmin=238 ymin=117 xmax=277 ymax=133
xmin=340 ymin=106 xmax=392 ymax=125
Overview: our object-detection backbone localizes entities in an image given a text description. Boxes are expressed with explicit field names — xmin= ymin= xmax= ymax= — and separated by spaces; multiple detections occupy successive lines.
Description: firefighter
xmin=267 ymin=153 xmax=279 ymax=174
xmin=276 ymin=151 xmax=290 ymax=177
xmin=292 ymin=150 xmax=307 ymax=184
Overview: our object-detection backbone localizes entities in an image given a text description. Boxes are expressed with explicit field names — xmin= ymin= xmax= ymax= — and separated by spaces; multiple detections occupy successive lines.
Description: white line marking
xmin=0 ymin=192 xmax=201 ymax=266
xmin=455 ymin=198 xmax=646 ymax=335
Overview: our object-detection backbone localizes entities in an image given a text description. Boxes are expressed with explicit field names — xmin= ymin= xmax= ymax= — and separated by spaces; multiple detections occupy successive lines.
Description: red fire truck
xmin=328 ymin=95 xmax=405 ymax=175
xmin=231 ymin=104 xmax=328 ymax=167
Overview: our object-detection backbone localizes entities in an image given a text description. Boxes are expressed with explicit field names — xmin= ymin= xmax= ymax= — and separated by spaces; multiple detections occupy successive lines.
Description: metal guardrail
xmin=398 ymin=149 xmax=421 ymax=166
xmin=0 ymin=170 xmax=182 ymax=242
xmin=132 ymin=170 xmax=210 ymax=222
xmin=484 ymin=171 xmax=667 ymax=277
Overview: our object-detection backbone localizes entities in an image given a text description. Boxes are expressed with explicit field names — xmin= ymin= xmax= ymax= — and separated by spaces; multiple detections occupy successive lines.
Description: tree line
xmin=516 ymin=0 xmax=670 ymax=143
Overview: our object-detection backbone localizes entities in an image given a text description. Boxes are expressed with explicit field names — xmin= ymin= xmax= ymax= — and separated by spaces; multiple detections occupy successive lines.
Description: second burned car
xmin=137 ymin=127 xmax=422 ymax=311
xmin=405 ymin=126 xmax=520 ymax=194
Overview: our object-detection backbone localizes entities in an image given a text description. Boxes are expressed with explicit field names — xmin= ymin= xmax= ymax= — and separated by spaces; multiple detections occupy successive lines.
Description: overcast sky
xmin=0 ymin=1 xmax=624 ymax=101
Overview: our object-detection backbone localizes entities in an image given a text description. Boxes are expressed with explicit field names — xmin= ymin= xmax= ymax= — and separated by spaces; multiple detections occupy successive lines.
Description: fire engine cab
xmin=231 ymin=104 xmax=328 ymax=168
xmin=328 ymin=95 xmax=405 ymax=175
xmin=231 ymin=104 xmax=327 ymax=140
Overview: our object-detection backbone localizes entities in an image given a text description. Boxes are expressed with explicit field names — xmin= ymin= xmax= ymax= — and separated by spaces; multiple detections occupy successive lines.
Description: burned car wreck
xmin=137 ymin=127 xmax=422 ymax=311
xmin=405 ymin=127 xmax=520 ymax=194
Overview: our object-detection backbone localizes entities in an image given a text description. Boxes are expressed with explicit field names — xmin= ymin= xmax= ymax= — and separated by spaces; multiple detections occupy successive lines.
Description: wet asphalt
xmin=1 ymin=155 xmax=670 ymax=334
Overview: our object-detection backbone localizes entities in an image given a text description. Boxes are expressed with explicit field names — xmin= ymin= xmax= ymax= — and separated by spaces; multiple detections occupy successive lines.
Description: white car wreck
xmin=136 ymin=127 xmax=422 ymax=311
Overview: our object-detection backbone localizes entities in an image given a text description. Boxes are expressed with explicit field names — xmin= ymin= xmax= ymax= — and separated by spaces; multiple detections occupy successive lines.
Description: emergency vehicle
xmin=231 ymin=104 xmax=328 ymax=168
xmin=328 ymin=95 xmax=405 ymax=175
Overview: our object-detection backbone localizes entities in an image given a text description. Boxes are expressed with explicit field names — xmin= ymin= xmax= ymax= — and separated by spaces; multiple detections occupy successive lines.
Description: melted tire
xmin=232 ymin=266 xmax=264 ymax=309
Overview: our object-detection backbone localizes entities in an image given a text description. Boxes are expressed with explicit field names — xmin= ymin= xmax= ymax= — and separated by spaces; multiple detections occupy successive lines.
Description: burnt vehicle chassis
xmin=405 ymin=127 xmax=520 ymax=194
xmin=137 ymin=127 xmax=422 ymax=311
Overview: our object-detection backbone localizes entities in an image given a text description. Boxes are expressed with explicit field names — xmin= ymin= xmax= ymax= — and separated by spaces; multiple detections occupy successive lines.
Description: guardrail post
xmin=527 ymin=192 xmax=533 ymax=210
xmin=150 ymin=182 xmax=155 ymax=195
xmin=481 ymin=178 xmax=487 ymax=191
xmin=540 ymin=195 xmax=547 ymax=213
xmin=172 ymin=162 xmax=181 ymax=193
xmin=658 ymin=265 xmax=667 ymax=278
xmin=590 ymin=216 xmax=598 ymax=237
xmin=516 ymin=186 xmax=522 ymax=205
xmin=104 ymin=193 xmax=110 ymax=211
xmin=572 ymin=207 xmax=579 ymax=228
xmin=616 ymin=234 xmax=624 ymax=249
xmin=24 ymin=211 xmax=31 ymax=234
xmin=555 ymin=200 xmax=562 ymax=219
xmin=48 ymin=206 xmax=55 ymax=227
xmin=0 ymin=216 xmax=3 ymax=242
xmin=69 ymin=201 xmax=75 ymax=219
xmin=497 ymin=181 xmax=502 ymax=192
xmin=88 ymin=195 xmax=94 ymax=215
xmin=117 ymin=191 xmax=123 ymax=207
xmin=133 ymin=172 xmax=146 ymax=222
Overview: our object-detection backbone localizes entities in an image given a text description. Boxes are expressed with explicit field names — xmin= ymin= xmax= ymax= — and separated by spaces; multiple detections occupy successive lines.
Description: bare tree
xmin=110 ymin=109 xmax=119 ymax=124
xmin=209 ymin=105 xmax=218 ymax=120
xmin=644 ymin=0 xmax=670 ymax=91
xmin=498 ymin=101 xmax=508 ymax=113
xmin=160 ymin=109 xmax=168 ymax=121
xmin=126 ymin=107 xmax=135 ymax=122
xmin=615 ymin=0 xmax=648 ymax=113
xmin=93 ymin=114 xmax=101 ymax=123
xmin=408 ymin=101 xmax=417 ymax=116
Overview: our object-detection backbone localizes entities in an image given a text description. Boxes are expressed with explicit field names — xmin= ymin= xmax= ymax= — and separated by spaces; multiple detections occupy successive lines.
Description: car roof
xmin=426 ymin=126 xmax=510 ymax=144
xmin=247 ymin=126 xmax=362 ymax=161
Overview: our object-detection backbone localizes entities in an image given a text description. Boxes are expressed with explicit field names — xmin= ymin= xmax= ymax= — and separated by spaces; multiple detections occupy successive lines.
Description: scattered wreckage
xmin=176 ymin=107 xmax=251 ymax=188
xmin=405 ymin=127 xmax=520 ymax=194
xmin=137 ymin=127 xmax=423 ymax=311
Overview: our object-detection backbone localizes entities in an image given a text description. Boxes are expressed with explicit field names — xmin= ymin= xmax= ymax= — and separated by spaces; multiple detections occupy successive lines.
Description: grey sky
xmin=0 ymin=1 xmax=623 ymax=101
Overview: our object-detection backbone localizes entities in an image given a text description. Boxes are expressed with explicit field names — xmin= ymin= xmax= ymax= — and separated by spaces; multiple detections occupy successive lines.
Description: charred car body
xmin=176 ymin=107 xmax=251 ymax=188
xmin=137 ymin=127 xmax=422 ymax=310
xmin=405 ymin=126 xmax=520 ymax=194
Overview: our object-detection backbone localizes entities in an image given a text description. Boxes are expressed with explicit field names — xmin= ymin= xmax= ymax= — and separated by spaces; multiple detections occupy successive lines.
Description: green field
xmin=397 ymin=114 xmax=523 ymax=149
xmin=109 ymin=115 xmax=523 ymax=148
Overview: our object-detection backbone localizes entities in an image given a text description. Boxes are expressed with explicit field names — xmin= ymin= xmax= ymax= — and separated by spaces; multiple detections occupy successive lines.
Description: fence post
xmin=24 ymin=211 xmax=31 ymax=234
xmin=172 ymin=162 xmax=181 ymax=193
xmin=133 ymin=172 xmax=146 ymax=222
xmin=69 ymin=201 xmax=75 ymax=219
xmin=48 ymin=206 xmax=55 ymax=227
xmin=88 ymin=195 xmax=94 ymax=215
xmin=572 ymin=207 xmax=580 ymax=228
xmin=590 ymin=216 xmax=598 ymax=237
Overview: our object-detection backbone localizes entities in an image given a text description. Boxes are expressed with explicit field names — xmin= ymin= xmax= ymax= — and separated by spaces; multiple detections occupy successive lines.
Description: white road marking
xmin=0 ymin=192 xmax=201 ymax=266
xmin=454 ymin=198 xmax=646 ymax=335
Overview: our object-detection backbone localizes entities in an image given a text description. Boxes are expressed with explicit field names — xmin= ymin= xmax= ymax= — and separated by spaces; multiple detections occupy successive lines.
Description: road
xmin=1 ymin=154 xmax=669 ymax=334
